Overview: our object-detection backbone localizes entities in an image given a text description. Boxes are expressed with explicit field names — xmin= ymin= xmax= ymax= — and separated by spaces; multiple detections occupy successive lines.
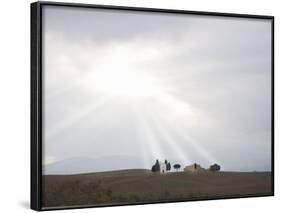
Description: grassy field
xmin=42 ymin=169 xmax=272 ymax=208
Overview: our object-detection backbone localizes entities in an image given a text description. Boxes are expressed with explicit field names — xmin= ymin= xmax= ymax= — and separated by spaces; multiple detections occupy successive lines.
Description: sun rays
xmin=44 ymin=95 xmax=113 ymax=140
xmin=144 ymin=99 xmax=219 ymax=167
xmin=44 ymin=72 xmax=218 ymax=170
xmin=43 ymin=37 xmax=220 ymax=170
xmin=136 ymin=94 xmax=218 ymax=168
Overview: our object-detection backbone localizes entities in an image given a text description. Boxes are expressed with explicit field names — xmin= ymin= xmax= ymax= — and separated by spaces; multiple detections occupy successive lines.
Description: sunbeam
xmin=146 ymin=94 xmax=219 ymax=166
xmin=45 ymin=95 xmax=113 ymax=140
xmin=134 ymin=103 xmax=166 ymax=164
xmin=141 ymin=103 xmax=192 ymax=166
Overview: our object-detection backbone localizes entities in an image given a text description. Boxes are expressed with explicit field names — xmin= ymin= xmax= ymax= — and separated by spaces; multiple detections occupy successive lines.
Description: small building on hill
xmin=184 ymin=163 xmax=205 ymax=172
xmin=160 ymin=162 xmax=167 ymax=173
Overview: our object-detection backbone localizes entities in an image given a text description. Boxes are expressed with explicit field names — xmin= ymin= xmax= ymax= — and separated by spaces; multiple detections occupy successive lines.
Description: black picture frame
xmin=31 ymin=1 xmax=274 ymax=211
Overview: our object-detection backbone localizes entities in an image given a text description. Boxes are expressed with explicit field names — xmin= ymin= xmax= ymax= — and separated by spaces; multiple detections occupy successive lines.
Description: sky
xmin=42 ymin=5 xmax=272 ymax=174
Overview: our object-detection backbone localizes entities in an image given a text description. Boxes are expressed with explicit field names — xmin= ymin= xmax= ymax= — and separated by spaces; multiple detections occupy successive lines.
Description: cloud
xmin=42 ymin=5 xmax=272 ymax=173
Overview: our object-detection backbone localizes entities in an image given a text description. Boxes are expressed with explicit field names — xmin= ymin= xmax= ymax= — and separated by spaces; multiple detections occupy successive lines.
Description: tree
xmin=155 ymin=160 xmax=160 ymax=171
xmin=151 ymin=160 xmax=160 ymax=172
xmin=173 ymin=164 xmax=181 ymax=171
xmin=209 ymin=163 xmax=220 ymax=172
xmin=166 ymin=162 xmax=171 ymax=171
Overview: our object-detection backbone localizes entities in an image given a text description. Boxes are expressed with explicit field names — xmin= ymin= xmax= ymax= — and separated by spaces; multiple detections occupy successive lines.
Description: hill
xmin=44 ymin=156 xmax=151 ymax=175
xmin=43 ymin=169 xmax=272 ymax=208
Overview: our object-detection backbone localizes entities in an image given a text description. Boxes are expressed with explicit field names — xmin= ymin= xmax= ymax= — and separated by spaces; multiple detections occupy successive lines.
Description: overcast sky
xmin=42 ymin=5 xmax=272 ymax=174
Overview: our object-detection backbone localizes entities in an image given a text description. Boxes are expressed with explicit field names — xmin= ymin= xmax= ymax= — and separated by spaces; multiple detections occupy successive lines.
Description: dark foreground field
xmin=43 ymin=169 xmax=272 ymax=208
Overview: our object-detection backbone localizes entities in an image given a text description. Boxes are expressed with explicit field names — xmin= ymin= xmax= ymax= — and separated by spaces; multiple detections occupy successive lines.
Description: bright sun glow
xmin=88 ymin=62 xmax=201 ymax=125
xmin=86 ymin=44 xmax=200 ymax=121
xmin=86 ymin=43 xmax=170 ymax=100
xmin=92 ymin=68 xmax=161 ymax=99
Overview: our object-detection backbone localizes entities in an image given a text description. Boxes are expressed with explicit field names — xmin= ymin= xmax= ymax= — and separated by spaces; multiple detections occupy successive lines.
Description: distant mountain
xmin=43 ymin=155 xmax=151 ymax=175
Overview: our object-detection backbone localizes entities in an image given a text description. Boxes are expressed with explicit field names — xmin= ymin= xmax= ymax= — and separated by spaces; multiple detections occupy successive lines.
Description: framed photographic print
xmin=31 ymin=1 xmax=274 ymax=211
